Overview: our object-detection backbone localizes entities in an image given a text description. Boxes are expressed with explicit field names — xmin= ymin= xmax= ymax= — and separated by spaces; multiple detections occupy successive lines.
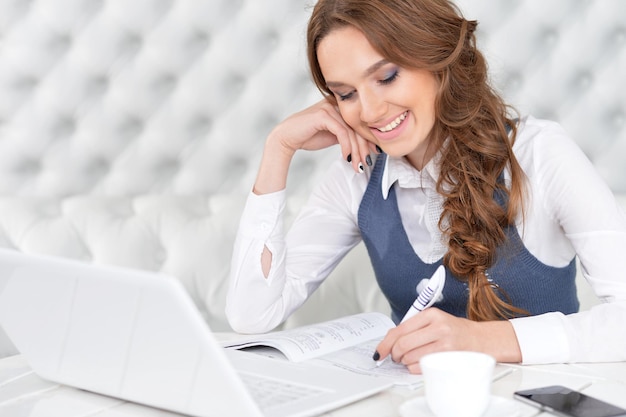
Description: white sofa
xmin=0 ymin=0 xmax=624 ymax=357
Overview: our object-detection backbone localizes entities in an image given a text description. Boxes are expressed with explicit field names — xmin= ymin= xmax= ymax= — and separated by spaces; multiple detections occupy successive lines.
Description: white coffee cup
xmin=420 ymin=351 xmax=496 ymax=417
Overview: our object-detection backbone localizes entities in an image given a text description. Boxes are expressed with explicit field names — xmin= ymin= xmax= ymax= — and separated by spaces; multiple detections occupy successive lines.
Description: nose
xmin=359 ymin=87 xmax=386 ymax=124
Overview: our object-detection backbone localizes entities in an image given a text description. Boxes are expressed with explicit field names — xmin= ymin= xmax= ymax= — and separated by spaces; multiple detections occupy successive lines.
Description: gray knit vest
xmin=358 ymin=154 xmax=578 ymax=323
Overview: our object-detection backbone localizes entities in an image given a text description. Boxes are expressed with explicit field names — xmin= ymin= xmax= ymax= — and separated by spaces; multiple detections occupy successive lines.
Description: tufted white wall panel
xmin=456 ymin=0 xmax=626 ymax=191
xmin=0 ymin=0 xmax=624 ymax=356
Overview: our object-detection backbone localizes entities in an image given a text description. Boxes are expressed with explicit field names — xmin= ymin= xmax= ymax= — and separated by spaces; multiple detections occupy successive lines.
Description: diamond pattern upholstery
xmin=0 ymin=0 xmax=624 ymax=356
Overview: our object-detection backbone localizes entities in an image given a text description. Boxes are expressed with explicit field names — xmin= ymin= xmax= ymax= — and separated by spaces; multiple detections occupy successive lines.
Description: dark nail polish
xmin=372 ymin=351 xmax=380 ymax=361
xmin=347 ymin=153 xmax=352 ymax=163
xmin=366 ymin=155 xmax=372 ymax=166
xmin=376 ymin=145 xmax=383 ymax=153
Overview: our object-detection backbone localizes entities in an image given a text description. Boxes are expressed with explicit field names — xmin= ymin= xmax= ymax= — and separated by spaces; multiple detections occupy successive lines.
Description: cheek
xmin=337 ymin=106 xmax=362 ymax=131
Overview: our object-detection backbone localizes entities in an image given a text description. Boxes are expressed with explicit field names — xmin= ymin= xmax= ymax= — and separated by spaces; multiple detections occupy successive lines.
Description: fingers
xmin=318 ymin=100 xmax=381 ymax=174
xmin=374 ymin=320 xmax=426 ymax=366
xmin=374 ymin=308 xmax=456 ymax=374
xmin=406 ymin=362 xmax=423 ymax=374
xmin=354 ymin=132 xmax=376 ymax=172
xmin=346 ymin=136 xmax=369 ymax=173
xmin=373 ymin=326 xmax=400 ymax=363
xmin=397 ymin=338 xmax=442 ymax=373
xmin=317 ymin=102 xmax=364 ymax=173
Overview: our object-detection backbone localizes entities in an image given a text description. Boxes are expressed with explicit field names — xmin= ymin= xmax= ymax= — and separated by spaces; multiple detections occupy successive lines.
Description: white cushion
xmin=0 ymin=0 xmax=624 ymax=356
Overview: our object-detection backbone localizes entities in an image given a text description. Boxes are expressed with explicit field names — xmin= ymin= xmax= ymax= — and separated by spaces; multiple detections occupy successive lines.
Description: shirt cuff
xmin=510 ymin=312 xmax=571 ymax=364
xmin=239 ymin=189 xmax=286 ymax=240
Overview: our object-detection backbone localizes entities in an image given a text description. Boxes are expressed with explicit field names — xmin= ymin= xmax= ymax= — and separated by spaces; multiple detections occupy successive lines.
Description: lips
xmin=376 ymin=111 xmax=408 ymax=133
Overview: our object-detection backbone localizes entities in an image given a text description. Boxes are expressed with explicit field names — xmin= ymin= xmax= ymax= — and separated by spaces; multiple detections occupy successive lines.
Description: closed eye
xmin=336 ymin=90 xmax=355 ymax=101
xmin=339 ymin=91 xmax=354 ymax=101
xmin=331 ymin=67 xmax=398 ymax=101
xmin=379 ymin=68 xmax=399 ymax=85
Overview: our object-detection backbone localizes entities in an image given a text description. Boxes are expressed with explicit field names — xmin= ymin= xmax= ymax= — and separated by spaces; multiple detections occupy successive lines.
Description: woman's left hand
xmin=374 ymin=308 xmax=522 ymax=374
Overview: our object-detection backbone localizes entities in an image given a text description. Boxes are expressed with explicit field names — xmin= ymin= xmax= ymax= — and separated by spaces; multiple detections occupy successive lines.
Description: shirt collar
xmin=381 ymin=152 xmax=441 ymax=199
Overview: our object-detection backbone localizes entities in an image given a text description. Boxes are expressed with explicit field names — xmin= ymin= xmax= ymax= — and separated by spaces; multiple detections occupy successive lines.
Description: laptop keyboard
xmin=239 ymin=372 xmax=329 ymax=409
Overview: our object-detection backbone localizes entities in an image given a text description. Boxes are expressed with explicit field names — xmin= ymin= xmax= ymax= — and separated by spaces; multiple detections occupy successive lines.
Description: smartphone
xmin=514 ymin=385 xmax=626 ymax=417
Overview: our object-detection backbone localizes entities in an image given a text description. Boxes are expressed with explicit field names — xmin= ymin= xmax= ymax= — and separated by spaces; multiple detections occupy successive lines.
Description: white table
xmin=1 ymin=353 xmax=625 ymax=417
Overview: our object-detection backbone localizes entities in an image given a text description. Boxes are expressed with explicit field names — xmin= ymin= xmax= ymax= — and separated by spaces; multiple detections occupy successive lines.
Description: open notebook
xmin=0 ymin=249 xmax=391 ymax=417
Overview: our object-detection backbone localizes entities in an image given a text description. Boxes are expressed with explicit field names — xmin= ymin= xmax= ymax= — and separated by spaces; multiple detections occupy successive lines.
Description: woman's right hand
xmin=270 ymin=99 xmax=372 ymax=166
xmin=253 ymin=99 xmax=375 ymax=195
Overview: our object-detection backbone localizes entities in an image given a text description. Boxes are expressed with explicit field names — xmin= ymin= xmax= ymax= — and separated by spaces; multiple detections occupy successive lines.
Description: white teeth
xmin=378 ymin=111 xmax=407 ymax=133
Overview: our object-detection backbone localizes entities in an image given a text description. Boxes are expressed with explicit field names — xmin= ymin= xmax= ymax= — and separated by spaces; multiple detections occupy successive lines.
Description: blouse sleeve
xmin=510 ymin=120 xmax=626 ymax=364
xmin=226 ymin=158 xmax=367 ymax=333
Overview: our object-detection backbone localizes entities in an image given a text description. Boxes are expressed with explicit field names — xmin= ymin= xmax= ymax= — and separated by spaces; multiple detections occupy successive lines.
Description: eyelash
xmin=338 ymin=92 xmax=354 ymax=101
xmin=336 ymin=69 xmax=400 ymax=101
xmin=379 ymin=69 xmax=399 ymax=85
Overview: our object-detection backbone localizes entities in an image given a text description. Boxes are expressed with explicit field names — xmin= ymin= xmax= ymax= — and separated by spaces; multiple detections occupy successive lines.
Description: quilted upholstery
xmin=0 ymin=0 xmax=624 ymax=356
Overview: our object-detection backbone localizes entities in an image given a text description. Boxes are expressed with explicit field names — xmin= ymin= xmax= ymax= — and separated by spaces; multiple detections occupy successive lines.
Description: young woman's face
xmin=317 ymin=26 xmax=439 ymax=169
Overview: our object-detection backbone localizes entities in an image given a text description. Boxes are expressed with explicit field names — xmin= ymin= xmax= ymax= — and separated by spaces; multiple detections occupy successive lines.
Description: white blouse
xmin=226 ymin=116 xmax=626 ymax=365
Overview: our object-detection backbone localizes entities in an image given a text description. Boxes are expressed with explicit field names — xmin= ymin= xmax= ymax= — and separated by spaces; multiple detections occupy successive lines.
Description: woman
xmin=226 ymin=0 xmax=626 ymax=373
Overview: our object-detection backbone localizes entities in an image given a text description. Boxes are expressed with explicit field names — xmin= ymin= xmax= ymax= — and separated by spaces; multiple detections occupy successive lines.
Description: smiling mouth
xmin=377 ymin=111 xmax=408 ymax=133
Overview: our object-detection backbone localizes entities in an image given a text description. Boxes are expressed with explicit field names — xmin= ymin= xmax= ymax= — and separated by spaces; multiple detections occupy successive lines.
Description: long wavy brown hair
xmin=307 ymin=0 xmax=528 ymax=321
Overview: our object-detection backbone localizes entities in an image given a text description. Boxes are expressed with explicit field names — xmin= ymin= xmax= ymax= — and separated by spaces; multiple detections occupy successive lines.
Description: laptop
xmin=0 ymin=249 xmax=391 ymax=417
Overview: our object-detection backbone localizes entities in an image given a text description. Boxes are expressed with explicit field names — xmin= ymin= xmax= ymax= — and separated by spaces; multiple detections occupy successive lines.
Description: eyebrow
xmin=325 ymin=59 xmax=390 ymax=89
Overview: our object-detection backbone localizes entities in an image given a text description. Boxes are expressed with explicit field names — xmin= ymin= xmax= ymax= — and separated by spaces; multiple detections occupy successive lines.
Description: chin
xmin=378 ymin=142 xmax=411 ymax=158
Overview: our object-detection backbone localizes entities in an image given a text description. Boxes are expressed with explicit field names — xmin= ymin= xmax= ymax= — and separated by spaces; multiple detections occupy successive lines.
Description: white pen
xmin=375 ymin=265 xmax=446 ymax=367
